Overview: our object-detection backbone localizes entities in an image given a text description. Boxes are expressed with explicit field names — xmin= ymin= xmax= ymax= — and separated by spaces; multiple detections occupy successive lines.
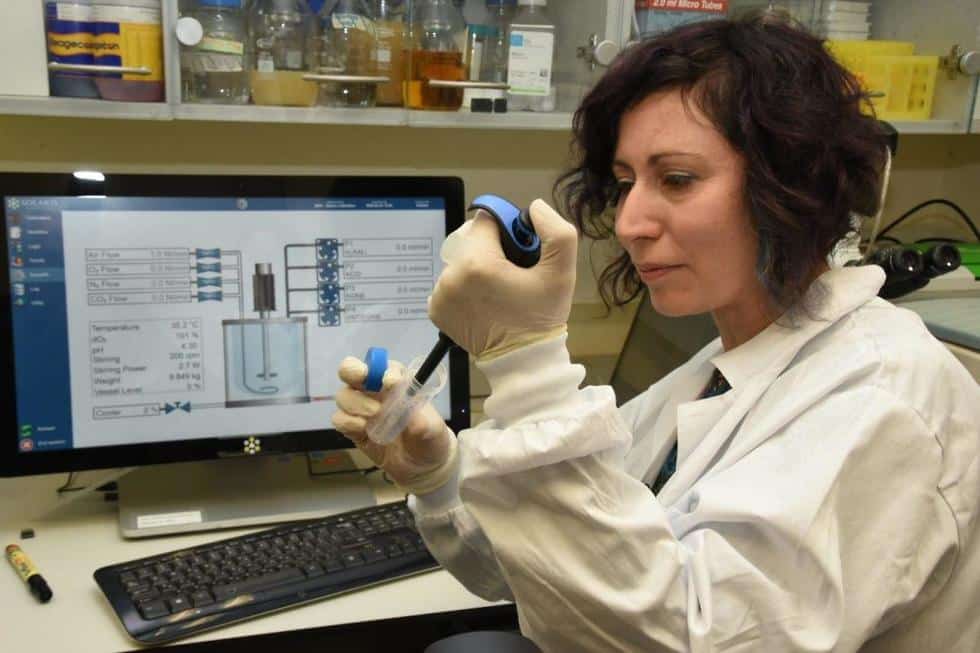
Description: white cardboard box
xmin=1 ymin=0 xmax=50 ymax=97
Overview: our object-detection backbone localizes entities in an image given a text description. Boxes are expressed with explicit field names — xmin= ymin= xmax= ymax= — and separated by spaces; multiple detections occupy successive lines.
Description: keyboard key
xmin=167 ymin=595 xmax=190 ymax=612
xmin=130 ymin=587 xmax=160 ymax=602
xmin=322 ymin=557 xmax=344 ymax=573
xmin=138 ymin=598 xmax=169 ymax=620
xmin=302 ymin=563 xmax=324 ymax=578
xmin=212 ymin=567 xmax=304 ymax=602
xmin=341 ymin=552 xmax=364 ymax=568
xmin=191 ymin=590 xmax=214 ymax=607
xmin=363 ymin=547 xmax=386 ymax=563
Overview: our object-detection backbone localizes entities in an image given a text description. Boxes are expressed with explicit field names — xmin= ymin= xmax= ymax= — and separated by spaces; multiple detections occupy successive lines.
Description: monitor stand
xmin=116 ymin=453 xmax=377 ymax=539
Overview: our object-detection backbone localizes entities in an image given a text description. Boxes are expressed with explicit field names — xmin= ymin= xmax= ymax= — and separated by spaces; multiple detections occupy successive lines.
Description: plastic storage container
xmin=316 ymin=0 xmax=380 ymax=108
xmin=862 ymin=55 xmax=939 ymax=120
xmin=507 ymin=0 xmax=556 ymax=112
xmin=92 ymin=0 xmax=164 ymax=102
xmin=45 ymin=0 xmax=100 ymax=98
xmin=825 ymin=39 xmax=916 ymax=74
xmin=826 ymin=41 xmax=937 ymax=120
xmin=405 ymin=0 xmax=466 ymax=110
xmin=183 ymin=0 xmax=249 ymax=104
xmin=374 ymin=0 xmax=406 ymax=106
xmin=248 ymin=0 xmax=317 ymax=106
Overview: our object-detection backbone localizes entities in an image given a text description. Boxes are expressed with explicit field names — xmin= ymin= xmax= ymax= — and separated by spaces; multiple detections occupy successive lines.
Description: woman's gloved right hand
xmin=331 ymin=357 xmax=458 ymax=495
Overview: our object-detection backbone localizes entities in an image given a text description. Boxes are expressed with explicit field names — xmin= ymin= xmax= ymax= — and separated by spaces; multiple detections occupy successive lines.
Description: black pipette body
xmin=410 ymin=197 xmax=540 ymax=391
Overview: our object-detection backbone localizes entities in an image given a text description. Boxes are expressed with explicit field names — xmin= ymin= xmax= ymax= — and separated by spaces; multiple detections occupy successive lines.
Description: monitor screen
xmin=0 ymin=174 xmax=469 ymax=476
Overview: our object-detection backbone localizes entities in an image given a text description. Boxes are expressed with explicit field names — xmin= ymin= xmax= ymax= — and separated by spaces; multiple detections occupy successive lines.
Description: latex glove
xmin=331 ymin=357 xmax=457 ymax=495
xmin=429 ymin=198 xmax=577 ymax=361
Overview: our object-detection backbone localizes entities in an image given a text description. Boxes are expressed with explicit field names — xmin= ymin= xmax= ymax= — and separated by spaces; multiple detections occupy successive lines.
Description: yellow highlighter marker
xmin=6 ymin=544 xmax=53 ymax=604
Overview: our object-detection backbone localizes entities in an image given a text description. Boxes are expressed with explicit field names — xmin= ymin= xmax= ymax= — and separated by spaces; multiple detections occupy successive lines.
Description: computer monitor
xmin=0 ymin=172 xmax=469 ymax=535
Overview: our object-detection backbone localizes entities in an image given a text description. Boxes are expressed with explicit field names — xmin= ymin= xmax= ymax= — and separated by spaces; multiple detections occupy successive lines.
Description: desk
xmin=899 ymin=297 xmax=980 ymax=382
xmin=0 ymin=471 xmax=507 ymax=652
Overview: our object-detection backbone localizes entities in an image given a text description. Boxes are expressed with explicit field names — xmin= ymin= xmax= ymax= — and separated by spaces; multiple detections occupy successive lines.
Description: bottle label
xmin=191 ymin=52 xmax=244 ymax=73
xmin=332 ymin=13 xmax=375 ymax=34
xmin=92 ymin=5 xmax=163 ymax=82
xmin=53 ymin=2 xmax=93 ymax=22
xmin=91 ymin=5 xmax=161 ymax=24
xmin=507 ymin=29 xmax=553 ymax=96
xmin=46 ymin=2 xmax=97 ymax=77
xmin=199 ymin=37 xmax=244 ymax=56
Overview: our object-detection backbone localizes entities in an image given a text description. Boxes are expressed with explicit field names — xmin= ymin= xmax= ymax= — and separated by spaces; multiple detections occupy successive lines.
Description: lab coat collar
xmin=660 ymin=265 xmax=886 ymax=504
xmin=709 ymin=266 xmax=886 ymax=391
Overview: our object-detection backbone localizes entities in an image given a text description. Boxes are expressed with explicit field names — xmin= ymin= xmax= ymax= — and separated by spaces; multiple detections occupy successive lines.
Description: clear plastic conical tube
xmin=365 ymin=356 xmax=448 ymax=445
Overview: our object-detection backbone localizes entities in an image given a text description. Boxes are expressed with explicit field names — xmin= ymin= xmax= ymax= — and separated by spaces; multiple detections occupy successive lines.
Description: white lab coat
xmin=409 ymin=266 xmax=980 ymax=652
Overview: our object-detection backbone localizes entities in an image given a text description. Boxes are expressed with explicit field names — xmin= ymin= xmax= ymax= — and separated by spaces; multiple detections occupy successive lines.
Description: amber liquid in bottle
xmin=404 ymin=49 xmax=464 ymax=110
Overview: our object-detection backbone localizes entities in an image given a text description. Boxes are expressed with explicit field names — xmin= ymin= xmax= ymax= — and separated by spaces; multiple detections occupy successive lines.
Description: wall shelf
xmin=0 ymin=95 xmax=170 ymax=121
xmin=173 ymin=104 xmax=406 ymax=126
xmin=0 ymin=96 xmax=972 ymax=135
xmin=406 ymin=110 xmax=573 ymax=131
xmin=889 ymin=119 xmax=966 ymax=134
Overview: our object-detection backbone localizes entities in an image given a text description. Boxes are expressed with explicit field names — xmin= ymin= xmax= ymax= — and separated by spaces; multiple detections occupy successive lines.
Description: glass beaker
xmin=247 ymin=0 xmax=318 ymax=106
xmin=315 ymin=0 xmax=380 ymax=108
xmin=404 ymin=0 xmax=466 ymax=110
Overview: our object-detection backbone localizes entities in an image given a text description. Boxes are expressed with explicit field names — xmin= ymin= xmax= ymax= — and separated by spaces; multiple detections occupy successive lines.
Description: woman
xmin=332 ymin=14 xmax=980 ymax=652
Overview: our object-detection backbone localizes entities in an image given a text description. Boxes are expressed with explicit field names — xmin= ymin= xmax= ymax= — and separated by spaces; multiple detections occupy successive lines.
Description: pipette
xmin=363 ymin=194 xmax=542 ymax=444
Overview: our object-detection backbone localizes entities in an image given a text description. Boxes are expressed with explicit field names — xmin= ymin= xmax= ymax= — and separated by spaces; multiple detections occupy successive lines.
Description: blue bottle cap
xmin=363 ymin=347 xmax=388 ymax=392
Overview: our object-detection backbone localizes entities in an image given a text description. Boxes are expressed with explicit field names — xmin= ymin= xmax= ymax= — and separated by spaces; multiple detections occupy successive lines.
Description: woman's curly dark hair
xmin=556 ymin=12 xmax=888 ymax=310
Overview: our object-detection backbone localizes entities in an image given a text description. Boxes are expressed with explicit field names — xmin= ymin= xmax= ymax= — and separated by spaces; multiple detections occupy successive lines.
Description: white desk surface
xmin=0 ymin=471 xmax=503 ymax=652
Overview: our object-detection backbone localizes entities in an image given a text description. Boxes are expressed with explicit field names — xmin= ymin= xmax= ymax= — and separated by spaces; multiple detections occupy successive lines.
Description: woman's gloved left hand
xmin=428 ymin=198 xmax=578 ymax=361
xmin=331 ymin=357 xmax=458 ymax=496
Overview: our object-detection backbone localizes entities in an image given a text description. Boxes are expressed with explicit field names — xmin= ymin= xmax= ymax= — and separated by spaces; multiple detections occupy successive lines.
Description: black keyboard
xmin=94 ymin=501 xmax=439 ymax=645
